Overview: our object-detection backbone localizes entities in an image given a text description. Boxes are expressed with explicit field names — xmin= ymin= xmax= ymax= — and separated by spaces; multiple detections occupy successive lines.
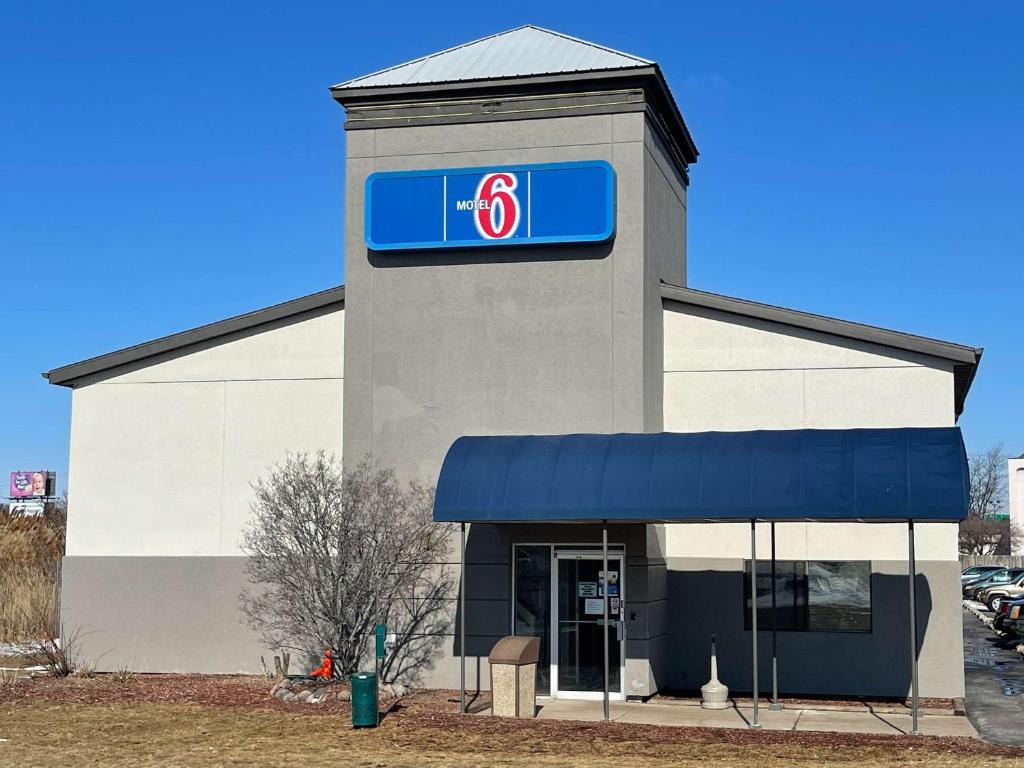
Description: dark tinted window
xmin=744 ymin=560 xmax=871 ymax=633
xmin=807 ymin=562 xmax=872 ymax=632
xmin=743 ymin=561 xmax=807 ymax=631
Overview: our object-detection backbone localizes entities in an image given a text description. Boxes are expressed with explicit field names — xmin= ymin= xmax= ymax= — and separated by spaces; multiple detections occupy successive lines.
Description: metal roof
xmin=331 ymin=25 xmax=653 ymax=89
xmin=45 ymin=286 xmax=345 ymax=387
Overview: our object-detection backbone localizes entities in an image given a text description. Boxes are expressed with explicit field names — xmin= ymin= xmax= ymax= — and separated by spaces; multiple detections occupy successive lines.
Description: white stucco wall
xmin=662 ymin=302 xmax=959 ymax=561
xmin=65 ymin=308 xmax=345 ymax=557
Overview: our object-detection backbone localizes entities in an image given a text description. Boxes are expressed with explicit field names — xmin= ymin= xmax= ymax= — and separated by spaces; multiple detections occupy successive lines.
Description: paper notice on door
xmin=578 ymin=582 xmax=598 ymax=597
xmin=610 ymin=597 xmax=620 ymax=615
xmin=584 ymin=598 xmax=604 ymax=615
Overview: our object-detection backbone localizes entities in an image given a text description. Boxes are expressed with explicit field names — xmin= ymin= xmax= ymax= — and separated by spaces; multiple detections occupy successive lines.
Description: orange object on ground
xmin=309 ymin=649 xmax=333 ymax=680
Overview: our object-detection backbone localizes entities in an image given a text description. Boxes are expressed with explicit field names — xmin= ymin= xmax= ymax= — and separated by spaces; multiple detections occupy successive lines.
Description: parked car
xmin=980 ymin=572 xmax=1024 ymax=611
xmin=964 ymin=568 xmax=1024 ymax=601
xmin=1001 ymin=599 xmax=1024 ymax=636
xmin=962 ymin=565 xmax=1003 ymax=582
xmin=962 ymin=569 xmax=1004 ymax=598
xmin=993 ymin=597 xmax=1024 ymax=633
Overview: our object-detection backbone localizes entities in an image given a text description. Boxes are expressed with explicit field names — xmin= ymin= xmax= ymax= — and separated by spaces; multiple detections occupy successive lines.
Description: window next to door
xmin=513 ymin=545 xmax=552 ymax=695
xmin=743 ymin=560 xmax=872 ymax=632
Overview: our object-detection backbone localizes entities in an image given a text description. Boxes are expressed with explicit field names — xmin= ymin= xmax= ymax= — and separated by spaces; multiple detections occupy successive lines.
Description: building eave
xmin=45 ymin=285 xmax=346 ymax=388
xmin=661 ymin=282 xmax=983 ymax=418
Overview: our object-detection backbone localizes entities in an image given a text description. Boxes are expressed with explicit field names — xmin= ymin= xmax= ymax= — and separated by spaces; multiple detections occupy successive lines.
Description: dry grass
xmin=0 ymin=566 xmax=58 ymax=644
xmin=0 ymin=700 xmax=1015 ymax=768
xmin=0 ymin=677 xmax=1022 ymax=768
xmin=0 ymin=506 xmax=64 ymax=644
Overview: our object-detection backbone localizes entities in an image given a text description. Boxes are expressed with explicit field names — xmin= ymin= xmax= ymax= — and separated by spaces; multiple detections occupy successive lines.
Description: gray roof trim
xmin=45 ymin=285 xmax=345 ymax=387
xmin=331 ymin=65 xmax=650 ymax=100
xmin=661 ymin=282 xmax=982 ymax=417
xmin=342 ymin=87 xmax=647 ymax=130
xmin=332 ymin=66 xmax=698 ymax=166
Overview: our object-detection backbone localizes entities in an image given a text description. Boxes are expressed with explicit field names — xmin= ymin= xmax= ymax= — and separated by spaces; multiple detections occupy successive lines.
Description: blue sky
xmin=2 ymin=2 xmax=1021 ymax=491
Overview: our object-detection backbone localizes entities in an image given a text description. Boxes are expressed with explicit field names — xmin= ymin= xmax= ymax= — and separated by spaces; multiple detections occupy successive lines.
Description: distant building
xmin=1010 ymin=455 xmax=1024 ymax=554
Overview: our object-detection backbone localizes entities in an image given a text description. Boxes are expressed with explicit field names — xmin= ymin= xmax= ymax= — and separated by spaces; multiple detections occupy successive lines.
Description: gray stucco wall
xmin=664 ymin=557 xmax=964 ymax=699
xmin=340 ymin=107 xmax=686 ymax=695
xmin=342 ymin=110 xmax=687 ymax=482
xmin=62 ymin=556 xmax=266 ymax=674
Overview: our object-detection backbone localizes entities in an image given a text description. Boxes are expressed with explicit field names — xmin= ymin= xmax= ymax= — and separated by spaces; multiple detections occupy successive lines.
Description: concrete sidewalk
xmin=527 ymin=699 xmax=978 ymax=738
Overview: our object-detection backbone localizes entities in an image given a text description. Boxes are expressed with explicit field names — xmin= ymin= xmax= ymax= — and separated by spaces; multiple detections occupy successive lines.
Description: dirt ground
xmin=1 ymin=675 xmax=1022 ymax=767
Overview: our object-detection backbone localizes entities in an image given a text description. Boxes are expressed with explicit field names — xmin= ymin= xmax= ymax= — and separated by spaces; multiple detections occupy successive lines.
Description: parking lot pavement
xmin=963 ymin=607 xmax=1024 ymax=746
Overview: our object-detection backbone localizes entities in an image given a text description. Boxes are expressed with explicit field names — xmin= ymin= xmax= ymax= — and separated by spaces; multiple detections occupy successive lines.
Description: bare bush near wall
xmin=960 ymin=445 xmax=1022 ymax=555
xmin=240 ymin=453 xmax=454 ymax=683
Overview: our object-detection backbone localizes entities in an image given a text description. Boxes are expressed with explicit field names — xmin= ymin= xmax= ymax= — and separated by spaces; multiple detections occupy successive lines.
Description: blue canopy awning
xmin=433 ymin=428 xmax=969 ymax=523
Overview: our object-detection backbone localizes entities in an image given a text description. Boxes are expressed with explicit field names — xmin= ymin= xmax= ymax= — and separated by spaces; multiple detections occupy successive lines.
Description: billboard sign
xmin=364 ymin=161 xmax=616 ymax=251
xmin=9 ymin=470 xmax=49 ymax=498
xmin=9 ymin=500 xmax=45 ymax=516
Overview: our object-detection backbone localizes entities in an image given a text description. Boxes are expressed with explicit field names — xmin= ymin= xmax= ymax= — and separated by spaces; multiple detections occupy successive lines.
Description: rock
xmin=338 ymin=689 xmax=351 ymax=702
xmin=297 ymin=690 xmax=312 ymax=702
xmin=313 ymin=687 xmax=327 ymax=699
xmin=270 ymin=682 xmax=282 ymax=695
xmin=282 ymin=692 xmax=297 ymax=702
xmin=391 ymin=683 xmax=407 ymax=699
xmin=273 ymin=688 xmax=289 ymax=701
xmin=380 ymin=684 xmax=395 ymax=700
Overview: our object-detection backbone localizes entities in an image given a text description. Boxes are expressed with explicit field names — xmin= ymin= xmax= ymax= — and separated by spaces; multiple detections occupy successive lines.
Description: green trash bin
xmin=351 ymin=672 xmax=378 ymax=728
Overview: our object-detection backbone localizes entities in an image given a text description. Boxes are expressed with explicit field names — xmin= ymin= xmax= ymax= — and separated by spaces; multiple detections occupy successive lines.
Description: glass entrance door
xmin=555 ymin=553 xmax=623 ymax=698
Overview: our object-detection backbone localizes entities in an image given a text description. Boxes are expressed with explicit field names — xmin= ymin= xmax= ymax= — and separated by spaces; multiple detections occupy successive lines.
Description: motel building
xmin=46 ymin=26 xmax=983 ymax=714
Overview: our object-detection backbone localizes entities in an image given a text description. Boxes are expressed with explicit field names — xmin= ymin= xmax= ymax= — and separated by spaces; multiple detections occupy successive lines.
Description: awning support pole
xmin=769 ymin=522 xmax=780 ymax=710
xmin=908 ymin=519 xmax=920 ymax=735
xmin=602 ymin=521 xmax=610 ymax=722
xmin=460 ymin=522 xmax=466 ymax=715
xmin=750 ymin=520 xmax=761 ymax=729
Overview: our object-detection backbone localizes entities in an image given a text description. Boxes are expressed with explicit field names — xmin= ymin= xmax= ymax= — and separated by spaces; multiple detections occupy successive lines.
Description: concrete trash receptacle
xmin=488 ymin=636 xmax=540 ymax=718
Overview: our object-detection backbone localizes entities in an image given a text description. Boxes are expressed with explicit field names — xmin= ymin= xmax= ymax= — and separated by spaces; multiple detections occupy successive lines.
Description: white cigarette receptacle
xmin=701 ymin=633 xmax=731 ymax=709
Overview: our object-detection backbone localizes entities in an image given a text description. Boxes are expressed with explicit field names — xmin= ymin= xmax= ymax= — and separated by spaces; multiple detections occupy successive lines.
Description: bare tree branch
xmin=239 ymin=453 xmax=454 ymax=684
xmin=960 ymin=445 xmax=1017 ymax=555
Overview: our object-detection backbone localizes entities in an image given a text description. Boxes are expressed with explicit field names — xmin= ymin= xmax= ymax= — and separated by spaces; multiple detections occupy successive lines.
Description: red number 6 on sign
xmin=474 ymin=173 xmax=521 ymax=239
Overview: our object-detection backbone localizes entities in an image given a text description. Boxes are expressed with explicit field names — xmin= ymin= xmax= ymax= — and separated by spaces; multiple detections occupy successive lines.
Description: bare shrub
xmin=0 ymin=669 xmax=19 ymax=689
xmin=111 ymin=666 xmax=136 ymax=684
xmin=23 ymin=625 xmax=87 ymax=678
xmin=71 ymin=659 xmax=97 ymax=679
xmin=240 ymin=454 xmax=454 ymax=683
